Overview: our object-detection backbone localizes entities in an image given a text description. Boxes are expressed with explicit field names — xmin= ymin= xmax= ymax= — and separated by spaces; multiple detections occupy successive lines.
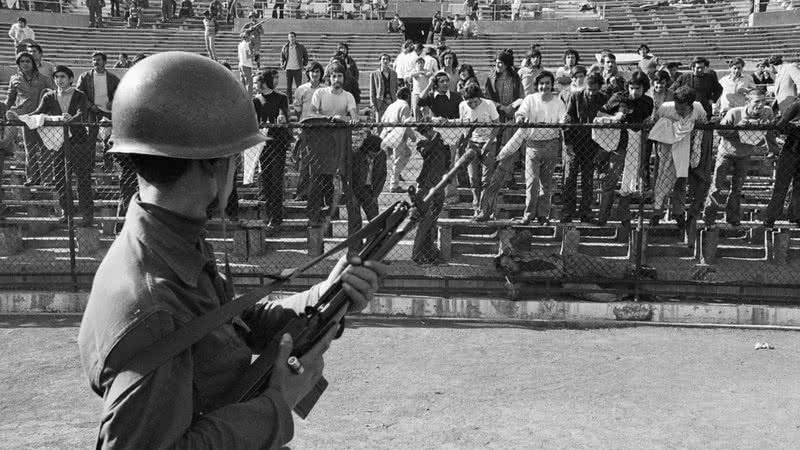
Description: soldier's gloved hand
xmin=267 ymin=329 xmax=337 ymax=409
xmin=325 ymin=254 xmax=388 ymax=312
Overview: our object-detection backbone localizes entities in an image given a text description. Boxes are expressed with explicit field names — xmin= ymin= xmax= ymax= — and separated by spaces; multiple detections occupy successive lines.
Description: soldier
xmin=77 ymin=52 xmax=386 ymax=448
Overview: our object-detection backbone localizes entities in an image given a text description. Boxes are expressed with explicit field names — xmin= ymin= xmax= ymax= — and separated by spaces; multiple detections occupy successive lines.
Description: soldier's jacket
xmin=78 ymin=196 xmax=323 ymax=448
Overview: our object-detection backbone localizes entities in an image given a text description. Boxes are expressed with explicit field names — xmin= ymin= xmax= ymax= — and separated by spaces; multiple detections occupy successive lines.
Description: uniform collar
xmin=123 ymin=196 xmax=212 ymax=288
xmin=434 ymin=90 xmax=451 ymax=99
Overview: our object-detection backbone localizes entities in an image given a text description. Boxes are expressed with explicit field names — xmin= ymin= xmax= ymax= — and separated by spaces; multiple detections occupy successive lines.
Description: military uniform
xmin=78 ymin=197 xmax=325 ymax=447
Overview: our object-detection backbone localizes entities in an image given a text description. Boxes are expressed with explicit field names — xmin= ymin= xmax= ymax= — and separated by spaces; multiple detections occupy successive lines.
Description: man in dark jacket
xmin=76 ymin=51 xmax=120 ymax=144
xmin=30 ymin=65 xmax=93 ymax=225
xmin=412 ymin=124 xmax=450 ymax=265
xmin=563 ymin=72 xmax=608 ymax=223
xmin=351 ymin=128 xmax=386 ymax=221
xmin=280 ymin=32 xmax=309 ymax=102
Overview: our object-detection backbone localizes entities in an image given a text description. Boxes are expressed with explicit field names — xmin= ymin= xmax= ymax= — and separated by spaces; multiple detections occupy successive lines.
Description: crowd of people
xmin=6 ymin=14 xmax=800 ymax=265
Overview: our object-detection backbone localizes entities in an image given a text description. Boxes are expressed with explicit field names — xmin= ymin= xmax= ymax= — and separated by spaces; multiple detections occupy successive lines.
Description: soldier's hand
xmin=327 ymin=254 xmax=388 ymax=312
xmin=267 ymin=329 xmax=337 ymax=409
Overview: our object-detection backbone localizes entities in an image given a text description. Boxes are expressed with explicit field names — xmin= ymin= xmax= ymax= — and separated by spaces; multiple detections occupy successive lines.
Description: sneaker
xmin=473 ymin=213 xmax=490 ymax=222
xmin=536 ymin=216 xmax=550 ymax=225
xmin=390 ymin=186 xmax=406 ymax=193
xmin=516 ymin=215 xmax=532 ymax=225
xmin=726 ymin=219 xmax=741 ymax=227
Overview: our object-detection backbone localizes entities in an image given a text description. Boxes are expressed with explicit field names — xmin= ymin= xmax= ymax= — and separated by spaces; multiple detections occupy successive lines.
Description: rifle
xmin=119 ymin=185 xmax=438 ymax=419
xmin=224 ymin=198 xmax=419 ymax=417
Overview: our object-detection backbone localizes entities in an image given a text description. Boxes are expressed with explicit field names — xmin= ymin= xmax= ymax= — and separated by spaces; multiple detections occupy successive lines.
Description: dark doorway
xmin=402 ymin=18 xmax=432 ymax=44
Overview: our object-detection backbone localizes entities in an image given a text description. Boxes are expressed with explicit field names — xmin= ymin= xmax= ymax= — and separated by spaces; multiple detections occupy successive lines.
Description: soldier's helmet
xmin=110 ymin=51 xmax=263 ymax=159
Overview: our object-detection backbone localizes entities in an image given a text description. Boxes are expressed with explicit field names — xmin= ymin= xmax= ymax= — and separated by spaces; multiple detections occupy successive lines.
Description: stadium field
xmin=2 ymin=315 xmax=799 ymax=448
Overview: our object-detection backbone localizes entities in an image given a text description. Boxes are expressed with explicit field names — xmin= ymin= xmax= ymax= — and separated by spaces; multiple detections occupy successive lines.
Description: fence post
xmin=63 ymin=125 xmax=78 ymax=290
xmin=633 ymin=125 xmax=648 ymax=301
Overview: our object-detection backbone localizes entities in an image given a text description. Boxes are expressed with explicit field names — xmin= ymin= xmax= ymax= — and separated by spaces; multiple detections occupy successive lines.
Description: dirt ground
xmin=2 ymin=315 xmax=800 ymax=449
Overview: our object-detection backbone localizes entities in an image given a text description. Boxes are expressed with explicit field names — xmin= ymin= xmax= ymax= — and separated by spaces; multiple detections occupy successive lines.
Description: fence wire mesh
xmin=1 ymin=118 xmax=799 ymax=301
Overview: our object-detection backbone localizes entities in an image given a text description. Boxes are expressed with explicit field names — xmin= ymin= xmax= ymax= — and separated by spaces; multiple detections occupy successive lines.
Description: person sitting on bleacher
xmin=209 ymin=0 xmax=224 ymax=20
xmin=127 ymin=2 xmax=143 ymax=28
xmin=387 ymin=14 xmax=404 ymax=33
xmin=703 ymin=87 xmax=777 ymax=227
xmin=458 ymin=14 xmax=477 ymax=39
xmin=178 ymin=0 xmax=194 ymax=17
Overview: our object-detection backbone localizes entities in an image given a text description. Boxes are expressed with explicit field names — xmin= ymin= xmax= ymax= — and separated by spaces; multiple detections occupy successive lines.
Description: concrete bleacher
xmin=0 ymin=8 xmax=797 ymax=296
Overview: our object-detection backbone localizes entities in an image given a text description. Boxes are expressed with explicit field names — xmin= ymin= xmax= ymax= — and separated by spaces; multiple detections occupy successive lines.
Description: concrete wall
xmin=749 ymin=9 xmax=800 ymax=27
xmin=235 ymin=16 xmax=607 ymax=34
xmin=0 ymin=9 xmax=87 ymax=28
xmin=479 ymin=17 xmax=607 ymax=33
xmin=235 ymin=17 xmax=389 ymax=34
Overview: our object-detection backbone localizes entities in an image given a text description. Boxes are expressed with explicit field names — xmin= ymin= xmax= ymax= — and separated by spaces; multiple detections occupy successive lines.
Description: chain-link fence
xmin=1 ymin=118 xmax=799 ymax=302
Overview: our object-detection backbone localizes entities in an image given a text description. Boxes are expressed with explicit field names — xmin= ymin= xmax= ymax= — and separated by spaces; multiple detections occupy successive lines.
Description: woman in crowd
xmin=456 ymin=64 xmax=478 ymax=96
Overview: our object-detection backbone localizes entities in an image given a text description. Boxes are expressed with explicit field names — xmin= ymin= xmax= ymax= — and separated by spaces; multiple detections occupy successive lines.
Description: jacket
xmin=31 ymin=88 xmax=89 ymax=140
xmin=483 ymin=71 xmax=523 ymax=121
xmin=78 ymin=198 xmax=323 ymax=448
xmin=75 ymin=69 xmax=121 ymax=114
xmin=564 ymin=89 xmax=608 ymax=146
xmin=669 ymin=71 xmax=722 ymax=119
xmin=280 ymin=42 xmax=308 ymax=70
xmin=369 ymin=69 xmax=398 ymax=111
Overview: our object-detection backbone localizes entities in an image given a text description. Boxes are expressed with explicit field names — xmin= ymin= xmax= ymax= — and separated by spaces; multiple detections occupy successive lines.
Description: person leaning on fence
xmin=703 ymin=88 xmax=777 ymax=227
xmin=253 ymin=70 xmax=291 ymax=230
xmin=649 ymin=86 xmax=706 ymax=227
xmin=594 ymin=71 xmax=654 ymax=228
xmin=351 ymin=127 xmax=386 ymax=221
xmin=369 ymin=53 xmax=398 ymax=122
xmin=717 ymin=57 xmax=754 ymax=116
xmin=764 ymin=98 xmax=800 ymax=228
xmin=562 ymin=71 xmax=608 ymax=223
xmin=308 ymin=62 xmax=359 ymax=225
xmin=669 ymin=56 xmax=722 ymax=230
xmin=6 ymin=51 xmax=53 ymax=187
xmin=77 ymin=52 xmax=387 ymax=448
xmin=412 ymin=123 xmax=450 ymax=265
xmin=29 ymin=65 xmax=94 ymax=226
xmin=379 ymin=86 xmax=416 ymax=193
xmin=495 ymin=70 xmax=566 ymax=225
xmin=291 ymin=61 xmax=325 ymax=201
xmin=459 ymin=84 xmax=500 ymax=220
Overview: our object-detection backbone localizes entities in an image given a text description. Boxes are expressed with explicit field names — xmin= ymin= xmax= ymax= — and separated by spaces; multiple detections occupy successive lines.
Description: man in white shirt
xmin=459 ymin=84 xmax=499 ymax=219
xmin=717 ymin=57 xmax=753 ymax=115
xmin=8 ymin=17 xmax=34 ymax=54
xmin=238 ymin=32 xmax=255 ymax=96
xmin=771 ymin=55 xmax=800 ymax=115
xmin=380 ymin=86 xmax=416 ymax=192
xmin=310 ymin=65 xmax=358 ymax=119
xmin=394 ymin=40 xmax=418 ymax=86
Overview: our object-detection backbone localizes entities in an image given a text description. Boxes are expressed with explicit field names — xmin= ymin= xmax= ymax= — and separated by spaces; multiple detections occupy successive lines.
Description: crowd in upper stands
xmin=5 ymin=12 xmax=800 ymax=266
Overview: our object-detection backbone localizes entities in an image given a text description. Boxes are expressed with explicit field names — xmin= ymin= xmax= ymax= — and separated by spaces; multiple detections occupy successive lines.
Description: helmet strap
xmin=220 ymin=198 xmax=235 ymax=300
